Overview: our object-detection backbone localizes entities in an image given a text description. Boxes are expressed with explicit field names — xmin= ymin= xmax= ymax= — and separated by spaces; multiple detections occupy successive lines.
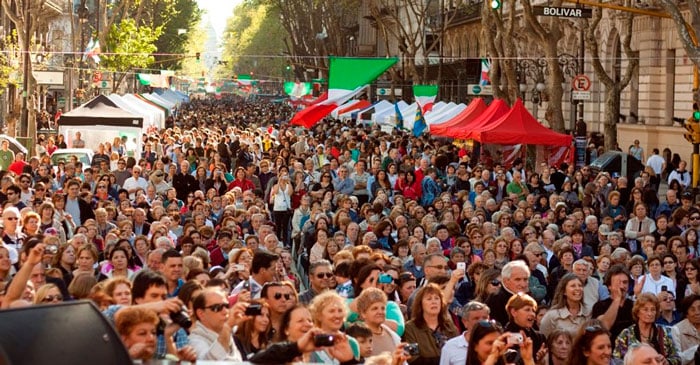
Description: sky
xmin=195 ymin=0 xmax=242 ymax=39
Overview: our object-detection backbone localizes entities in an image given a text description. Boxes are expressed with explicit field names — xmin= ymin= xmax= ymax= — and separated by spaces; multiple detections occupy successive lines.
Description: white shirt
xmin=639 ymin=273 xmax=675 ymax=296
xmin=122 ymin=176 xmax=148 ymax=200
xmin=646 ymin=154 xmax=665 ymax=174
xmin=440 ymin=332 xmax=468 ymax=365
xmin=188 ymin=322 xmax=242 ymax=361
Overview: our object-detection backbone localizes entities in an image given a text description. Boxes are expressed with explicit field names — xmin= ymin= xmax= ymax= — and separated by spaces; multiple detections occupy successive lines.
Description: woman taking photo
xmin=633 ymin=256 xmax=675 ymax=297
xmin=403 ymin=283 xmax=459 ymax=365
xmin=234 ymin=300 xmax=272 ymax=358
xmin=612 ymin=293 xmax=681 ymax=364
xmin=355 ymin=287 xmax=401 ymax=356
xmin=465 ymin=320 xmax=535 ymax=365
xmin=540 ymin=273 xmax=590 ymax=338
xmin=308 ymin=291 xmax=360 ymax=364
xmin=505 ymin=293 xmax=547 ymax=363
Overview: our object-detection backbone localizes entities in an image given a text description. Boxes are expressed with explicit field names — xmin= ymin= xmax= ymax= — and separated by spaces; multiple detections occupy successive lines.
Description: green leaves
xmin=102 ymin=18 xmax=162 ymax=72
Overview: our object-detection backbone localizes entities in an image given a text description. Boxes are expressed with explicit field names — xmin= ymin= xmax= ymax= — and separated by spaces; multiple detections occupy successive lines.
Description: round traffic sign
xmin=472 ymin=85 xmax=482 ymax=94
xmin=572 ymin=74 xmax=591 ymax=91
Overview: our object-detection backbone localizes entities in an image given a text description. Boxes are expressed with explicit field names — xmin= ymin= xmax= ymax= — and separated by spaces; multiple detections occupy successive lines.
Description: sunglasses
xmin=204 ymin=303 xmax=230 ymax=312
xmin=274 ymin=293 xmax=293 ymax=300
xmin=42 ymin=295 xmax=63 ymax=302
xmin=585 ymin=325 xmax=605 ymax=333
xmin=490 ymin=279 xmax=501 ymax=286
xmin=691 ymin=216 xmax=700 ymax=221
xmin=477 ymin=320 xmax=502 ymax=330
xmin=316 ymin=272 xmax=334 ymax=279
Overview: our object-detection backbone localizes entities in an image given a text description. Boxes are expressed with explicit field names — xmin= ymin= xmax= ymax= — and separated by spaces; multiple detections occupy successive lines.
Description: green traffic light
xmin=694 ymin=110 xmax=700 ymax=121
xmin=491 ymin=0 xmax=501 ymax=9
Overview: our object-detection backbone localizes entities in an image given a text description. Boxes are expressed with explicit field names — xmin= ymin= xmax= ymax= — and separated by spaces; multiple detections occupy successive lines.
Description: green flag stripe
xmin=328 ymin=57 xmax=398 ymax=90
xmin=413 ymin=85 xmax=438 ymax=97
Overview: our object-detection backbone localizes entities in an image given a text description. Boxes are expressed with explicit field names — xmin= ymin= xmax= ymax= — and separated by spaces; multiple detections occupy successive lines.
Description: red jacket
xmin=228 ymin=178 xmax=255 ymax=192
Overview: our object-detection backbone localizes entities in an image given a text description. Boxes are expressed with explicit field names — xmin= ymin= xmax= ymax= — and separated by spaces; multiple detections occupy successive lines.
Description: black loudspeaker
xmin=0 ymin=300 xmax=131 ymax=365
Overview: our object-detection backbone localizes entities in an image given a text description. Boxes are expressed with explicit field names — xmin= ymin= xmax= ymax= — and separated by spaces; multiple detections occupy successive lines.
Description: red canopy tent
xmin=430 ymin=98 xmax=487 ymax=137
xmin=449 ymin=99 xmax=511 ymax=140
xmin=471 ymin=98 xmax=572 ymax=146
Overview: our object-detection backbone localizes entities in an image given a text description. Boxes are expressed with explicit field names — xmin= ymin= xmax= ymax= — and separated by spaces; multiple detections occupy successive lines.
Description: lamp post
xmin=20 ymin=0 xmax=31 ymax=137
xmin=78 ymin=1 xmax=89 ymax=97
xmin=516 ymin=57 xmax=547 ymax=120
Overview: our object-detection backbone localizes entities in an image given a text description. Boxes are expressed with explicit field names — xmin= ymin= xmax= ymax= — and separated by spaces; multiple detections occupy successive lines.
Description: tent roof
xmin=430 ymin=98 xmax=487 ymax=137
xmin=60 ymin=95 xmax=143 ymax=128
xmin=452 ymin=99 xmax=510 ymax=140
xmin=473 ymin=98 xmax=572 ymax=146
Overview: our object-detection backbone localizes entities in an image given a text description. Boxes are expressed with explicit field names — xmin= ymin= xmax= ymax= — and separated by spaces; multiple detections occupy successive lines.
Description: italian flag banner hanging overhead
xmin=290 ymin=57 xmax=398 ymax=128
xmin=413 ymin=85 xmax=438 ymax=113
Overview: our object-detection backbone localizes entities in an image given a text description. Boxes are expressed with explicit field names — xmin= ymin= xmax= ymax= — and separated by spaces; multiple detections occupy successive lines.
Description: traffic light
xmin=684 ymin=117 xmax=700 ymax=144
xmin=490 ymin=0 xmax=502 ymax=9
xmin=195 ymin=52 xmax=200 ymax=62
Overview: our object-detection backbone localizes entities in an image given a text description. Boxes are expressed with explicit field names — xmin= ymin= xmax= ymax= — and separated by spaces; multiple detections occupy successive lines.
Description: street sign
xmin=533 ymin=6 xmax=592 ymax=18
xmin=468 ymin=84 xmax=493 ymax=95
xmin=572 ymin=74 xmax=591 ymax=91
xmin=572 ymin=91 xmax=591 ymax=100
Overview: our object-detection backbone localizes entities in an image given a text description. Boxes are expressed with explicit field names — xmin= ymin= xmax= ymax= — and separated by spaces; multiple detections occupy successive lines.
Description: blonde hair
xmin=309 ymin=290 xmax=347 ymax=327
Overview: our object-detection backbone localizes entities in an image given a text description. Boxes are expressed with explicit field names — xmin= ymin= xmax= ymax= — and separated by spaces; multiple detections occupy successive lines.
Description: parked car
xmin=50 ymin=148 xmax=94 ymax=167
xmin=589 ymin=151 xmax=645 ymax=181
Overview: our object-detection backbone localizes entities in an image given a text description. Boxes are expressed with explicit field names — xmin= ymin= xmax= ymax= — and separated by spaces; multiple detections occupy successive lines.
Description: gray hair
xmin=611 ymin=247 xmax=630 ymax=261
xmin=462 ymin=301 xmax=490 ymax=318
xmin=623 ymin=343 xmax=658 ymax=365
xmin=309 ymin=259 xmax=333 ymax=274
xmin=585 ymin=215 xmax=598 ymax=224
xmin=573 ymin=259 xmax=591 ymax=270
xmin=501 ymin=260 xmax=530 ymax=280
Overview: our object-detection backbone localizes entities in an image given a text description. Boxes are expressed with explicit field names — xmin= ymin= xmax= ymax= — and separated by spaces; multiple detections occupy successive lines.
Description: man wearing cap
xmin=656 ymin=189 xmax=681 ymax=219
xmin=681 ymin=191 xmax=695 ymax=211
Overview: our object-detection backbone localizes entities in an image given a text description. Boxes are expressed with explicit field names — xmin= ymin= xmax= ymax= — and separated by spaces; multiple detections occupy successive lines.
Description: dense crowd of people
xmin=0 ymin=96 xmax=697 ymax=365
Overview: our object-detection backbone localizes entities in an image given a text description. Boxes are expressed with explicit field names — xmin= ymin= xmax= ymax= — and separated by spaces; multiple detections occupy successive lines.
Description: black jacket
xmin=172 ymin=173 xmax=198 ymax=201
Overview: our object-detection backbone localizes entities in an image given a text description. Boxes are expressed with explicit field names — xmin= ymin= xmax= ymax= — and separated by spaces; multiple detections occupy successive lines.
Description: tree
xmin=584 ymin=0 xmax=637 ymax=151
xmin=480 ymin=0 xmax=521 ymax=104
xmin=220 ymin=1 xmax=286 ymax=78
xmin=101 ymin=18 xmax=162 ymax=91
xmin=657 ymin=0 xmax=700 ymax=102
xmin=0 ymin=0 xmax=57 ymax=138
xmin=152 ymin=0 xmax=202 ymax=70
xmin=266 ymin=0 xmax=360 ymax=80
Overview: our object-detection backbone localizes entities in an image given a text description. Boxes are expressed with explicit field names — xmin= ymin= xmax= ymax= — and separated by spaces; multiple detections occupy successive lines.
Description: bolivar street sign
xmin=533 ymin=6 xmax=592 ymax=18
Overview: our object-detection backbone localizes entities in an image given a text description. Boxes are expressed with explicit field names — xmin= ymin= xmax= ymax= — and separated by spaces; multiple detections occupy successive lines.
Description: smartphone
xmin=456 ymin=262 xmax=466 ymax=272
xmin=313 ymin=334 xmax=335 ymax=347
xmin=245 ymin=304 xmax=262 ymax=316
xmin=242 ymin=280 xmax=250 ymax=291
xmin=661 ymin=285 xmax=668 ymax=292
xmin=233 ymin=264 xmax=245 ymax=272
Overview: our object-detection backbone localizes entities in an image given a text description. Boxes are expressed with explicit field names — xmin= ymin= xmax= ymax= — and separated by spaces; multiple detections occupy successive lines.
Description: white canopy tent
xmin=108 ymin=94 xmax=161 ymax=130
xmin=122 ymin=94 xmax=167 ymax=129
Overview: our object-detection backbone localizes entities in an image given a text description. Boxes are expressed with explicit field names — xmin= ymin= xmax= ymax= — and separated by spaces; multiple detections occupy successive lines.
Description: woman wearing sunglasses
xmin=34 ymin=283 xmax=64 ymax=304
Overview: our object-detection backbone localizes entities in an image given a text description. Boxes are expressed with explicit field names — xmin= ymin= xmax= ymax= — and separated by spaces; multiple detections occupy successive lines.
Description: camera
xmin=507 ymin=333 xmax=523 ymax=345
xmin=245 ymin=304 xmax=262 ymax=316
xmin=661 ymin=285 xmax=668 ymax=292
xmin=403 ymin=343 xmax=420 ymax=356
xmin=313 ymin=334 xmax=335 ymax=347
xmin=44 ymin=245 xmax=58 ymax=255
xmin=378 ymin=273 xmax=394 ymax=284
xmin=170 ymin=306 xmax=192 ymax=329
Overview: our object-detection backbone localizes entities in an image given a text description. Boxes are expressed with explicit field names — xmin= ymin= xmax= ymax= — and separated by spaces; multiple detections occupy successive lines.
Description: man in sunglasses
xmin=189 ymin=288 xmax=247 ymax=361
xmin=299 ymin=260 xmax=333 ymax=305
xmin=262 ymin=282 xmax=297 ymax=337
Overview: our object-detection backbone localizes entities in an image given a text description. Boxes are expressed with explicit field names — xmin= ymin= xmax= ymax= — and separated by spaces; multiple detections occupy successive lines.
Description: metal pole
xmin=20 ymin=0 xmax=30 ymax=137
xmin=578 ymin=28 xmax=585 ymax=120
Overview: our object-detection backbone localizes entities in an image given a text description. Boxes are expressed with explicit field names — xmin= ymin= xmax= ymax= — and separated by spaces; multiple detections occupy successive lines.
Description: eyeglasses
xmin=427 ymin=265 xmax=448 ymax=270
xmin=188 ymin=195 xmax=194 ymax=198
xmin=585 ymin=325 xmax=605 ymax=333
xmin=274 ymin=292 xmax=293 ymax=300
xmin=204 ymin=303 xmax=230 ymax=312
xmin=316 ymin=272 xmax=334 ymax=279
xmin=686 ymin=267 xmax=698 ymax=271
xmin=477 ymin=320 xmax=502 ymax=331
xmin=42 ymin=295 xmax=63 ymax=302
xmin=98 ymin=186 xmax=107 ymax=189
xmin=490 ymin=279 xmax=501 ymax=286
xmin=35 ymin=188 xmax=44 ymax=191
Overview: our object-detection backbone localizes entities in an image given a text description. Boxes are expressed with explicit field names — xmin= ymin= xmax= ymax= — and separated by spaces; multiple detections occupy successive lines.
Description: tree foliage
xmin=220 ymin=1 xmax=286 ymax=79
xmin=102 ymin=18 xmax=162 ymax=90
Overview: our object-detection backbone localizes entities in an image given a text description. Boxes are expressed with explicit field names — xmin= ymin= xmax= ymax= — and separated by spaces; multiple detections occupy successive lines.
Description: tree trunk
xmin=545 ymin=44 xmax=565 ymax=132
xmin=604 ymin=86 xmax=620 ymax=151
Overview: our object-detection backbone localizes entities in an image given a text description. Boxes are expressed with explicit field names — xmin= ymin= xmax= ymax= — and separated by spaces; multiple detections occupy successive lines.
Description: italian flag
xmin=413 ymin=85 xmax=438 ymax=113
xmin=290 ymin=57 xmax=398 ymax=128
xmin=284 ymin=81 xmax=312 ymax=100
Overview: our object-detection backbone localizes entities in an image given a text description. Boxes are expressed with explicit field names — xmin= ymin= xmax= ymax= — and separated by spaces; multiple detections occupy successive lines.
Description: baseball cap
xmin=682 ymin=191 xmax=694 ymax=200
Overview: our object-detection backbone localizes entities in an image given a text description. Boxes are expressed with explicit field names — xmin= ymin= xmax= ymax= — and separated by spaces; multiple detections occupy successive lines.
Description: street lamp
xmin=516 ymin=57 xmax=547 ymax=120
xmin=78 ymin=1 xmax=89 ymax=96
